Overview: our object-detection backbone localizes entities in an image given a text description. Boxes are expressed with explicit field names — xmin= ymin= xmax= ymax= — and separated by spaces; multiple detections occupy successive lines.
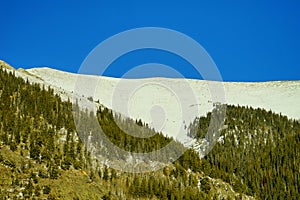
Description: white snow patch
xmin=5 ymin=65 xmax=300 ymax=146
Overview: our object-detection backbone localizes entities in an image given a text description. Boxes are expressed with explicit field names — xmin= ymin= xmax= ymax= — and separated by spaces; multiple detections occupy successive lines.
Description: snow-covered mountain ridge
xmin=1 ymin=61 xmax=299 ymax=140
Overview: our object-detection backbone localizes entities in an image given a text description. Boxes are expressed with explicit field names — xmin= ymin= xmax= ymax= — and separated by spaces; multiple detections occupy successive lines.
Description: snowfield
xmin=1 ymin=61 xmax=299 ymax=142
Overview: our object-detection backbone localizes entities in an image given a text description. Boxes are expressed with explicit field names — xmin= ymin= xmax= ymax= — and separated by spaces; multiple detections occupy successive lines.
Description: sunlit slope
xmin=2 ymin=61 xmax=299 ymax=139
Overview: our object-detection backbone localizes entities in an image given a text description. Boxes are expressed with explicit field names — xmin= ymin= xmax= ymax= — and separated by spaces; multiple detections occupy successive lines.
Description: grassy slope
xmin=0 ymin=146 xmax=107 ymax=199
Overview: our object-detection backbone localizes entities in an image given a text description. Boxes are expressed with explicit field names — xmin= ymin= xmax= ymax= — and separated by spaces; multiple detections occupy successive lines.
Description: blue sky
xmin=0 ymin=1 xmax=299 ymax=81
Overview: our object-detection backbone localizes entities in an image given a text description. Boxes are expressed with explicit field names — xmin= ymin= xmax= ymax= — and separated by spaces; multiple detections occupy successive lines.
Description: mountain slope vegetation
xmin=189 ymin=105 xmax=300 ymax=199
xmin=0 ymin=63 xmax=251 ymax=199
xmin=1 ymin=62 xmax=298 ymax=199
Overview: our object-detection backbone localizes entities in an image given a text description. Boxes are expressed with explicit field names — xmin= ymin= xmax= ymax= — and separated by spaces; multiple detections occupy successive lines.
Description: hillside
xmin=189 ymin=105 xmax=300 ymax=199
xmin=0 ymin=62 xmax=253 ymax=199
xmin=0 ymin=61 xmax=299 ymax=199
xmin=1 ymin=60 xmax=299 ymax=141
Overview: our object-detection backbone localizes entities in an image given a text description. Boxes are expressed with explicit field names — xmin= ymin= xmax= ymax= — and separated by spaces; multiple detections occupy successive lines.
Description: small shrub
xmin=43 ymin=185 xmax=51 ymax=194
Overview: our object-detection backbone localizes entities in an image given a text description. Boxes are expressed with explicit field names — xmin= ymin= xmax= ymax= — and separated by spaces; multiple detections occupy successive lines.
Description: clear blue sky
xmin=0 ymin=1 xmax=299 ymax=81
